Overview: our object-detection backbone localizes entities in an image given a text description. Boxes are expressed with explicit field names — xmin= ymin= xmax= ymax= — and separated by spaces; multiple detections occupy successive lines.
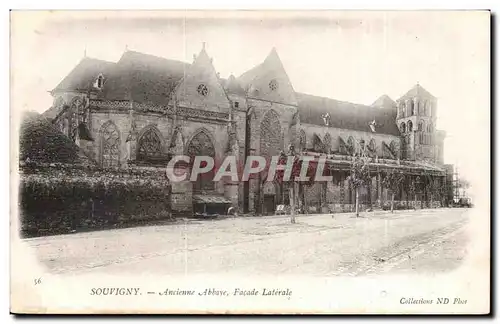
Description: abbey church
xmin=42 ymin=44 xmax=448 ymax=216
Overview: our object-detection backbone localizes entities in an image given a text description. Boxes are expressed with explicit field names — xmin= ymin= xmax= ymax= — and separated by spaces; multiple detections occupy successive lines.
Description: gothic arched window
xmin=312 ymin=134 xmax=324 ymax=153
xmin=64 ymin=97 xmax=86 ymax=142
xmin=187 ymin=130 xmax=216 ymax=192
xmin=400 ymin=122 xmax=406 ymax=133
xmin=137 ymin=127 xmax=162 ymax=161
xmin=398 ymin=102 xmax=404 ymax=118
xmin=425 ymin=102 xmax=432 ymax=117
xmin=260 ymin=110 xmax=282 ymax=159
xmin=323 ymin=133 xmax=332 ymax=153
xmin=407 ymin=100 xmax=413 ymax=117
xmin=368 ymin=139 xmax=376 ymax=153
xmin=100 ymin=121 xmax=120 ymax=167
xmin=418 ymin=121 xmax=425 ymax=132
xmin=407 ymin=120 xmax=413 ymax=132
xmin=347 ymin=136 xmax=355 ymax=155
xmin=390 ymin=140 xmax=399 ymax=158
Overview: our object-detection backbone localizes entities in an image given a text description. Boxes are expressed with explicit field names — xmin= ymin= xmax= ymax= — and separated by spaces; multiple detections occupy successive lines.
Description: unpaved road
xmin=24 ymin=208 xmax=470 ymax=276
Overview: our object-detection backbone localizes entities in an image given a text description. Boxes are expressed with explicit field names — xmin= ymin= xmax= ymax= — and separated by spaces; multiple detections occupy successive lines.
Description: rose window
xmin=269 ymin=79 xmax=279 ymax=91
xmin=197 ymin=84 xmax=209 ymax=96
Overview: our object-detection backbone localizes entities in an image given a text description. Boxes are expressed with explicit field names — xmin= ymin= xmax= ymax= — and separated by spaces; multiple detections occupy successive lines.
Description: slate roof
xmin=41 ymin=104 xmax=65 ymax=121
xmin=297 ymin=93 xmax=401 ymax=136
xmin=397 ymin=84 xmax=435 ymax=101
xmin=97 ymin=50 xmax=190 ymax=106
xmin=222 ymin=75 xmax=247 ymax=96
xmin=51 ymin=50 xmax=408 ymax=137
xmin=52 ymin=57 xmax=115 ymax=93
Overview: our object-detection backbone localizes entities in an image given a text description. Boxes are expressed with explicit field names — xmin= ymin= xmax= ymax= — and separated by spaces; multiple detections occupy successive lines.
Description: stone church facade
xmin=42 ymin=44 xmax=447 ymax=216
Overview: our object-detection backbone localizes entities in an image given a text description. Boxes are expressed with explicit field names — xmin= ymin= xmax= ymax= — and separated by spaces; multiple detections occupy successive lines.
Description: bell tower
xmin=396 ymin=84 xmax=437 ymax=162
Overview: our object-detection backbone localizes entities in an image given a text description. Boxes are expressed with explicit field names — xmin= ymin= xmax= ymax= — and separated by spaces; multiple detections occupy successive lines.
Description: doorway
xmin=263 ymin=195 xmax=276 ymax=215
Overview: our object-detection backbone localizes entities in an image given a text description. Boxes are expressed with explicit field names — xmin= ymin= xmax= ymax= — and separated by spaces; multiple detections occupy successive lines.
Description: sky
xmin=10 ymin=11 xmax=490 ymax=200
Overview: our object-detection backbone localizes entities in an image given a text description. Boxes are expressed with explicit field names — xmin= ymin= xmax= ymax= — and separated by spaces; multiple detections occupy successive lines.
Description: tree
xmin=381 ymin=169 xmax=404 ymax=213
xmin=422 ymin=173 xmax=437 ymax=208
xmin=347 ymin=156 xmax=371 ymax=217
xmin=408 ymin=176 xmax=418 ymax=209
xmin=274 ymin=144 xmax=321 ymax=223
xmin=458 ymin=178 xmax=471 ymax=189
xmin=436 ymin=181 xmax=447 ymax=207
xmin=428 ymin=176 xmax=443 ymax=208
xmin=276 ymin=146 xmax=301 ymax=223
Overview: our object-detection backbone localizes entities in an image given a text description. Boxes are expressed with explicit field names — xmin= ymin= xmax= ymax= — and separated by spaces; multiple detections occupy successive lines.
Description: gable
xmin=173 ymin=48 xmax=230 ymax=113
xmin=238 ymin=48 xmax=298 ymax=106
xmin=372 ymin=94 xmax=397 ymax=109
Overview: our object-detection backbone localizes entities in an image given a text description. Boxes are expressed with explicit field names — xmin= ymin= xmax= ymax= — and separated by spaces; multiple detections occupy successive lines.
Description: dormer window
xmin=234 ymin=101 xmax=239 ymax=108
xmin=94 ymin=74 xmax=105 ymax=89
xmin=322 ymin=112 xmax=331 ymax=126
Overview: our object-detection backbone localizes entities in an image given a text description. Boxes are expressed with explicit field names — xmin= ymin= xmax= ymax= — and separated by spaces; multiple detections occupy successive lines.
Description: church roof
xmin=371 ymin=94 xmax=397 ymax=108
xmin=41 ymin=104 xmax=65 ymax=121
xmin=397 ymin=83 xmax=435 ymax=101
xmin=222 ymin=75 xmax=247 ymax=96
xmin=237 ymin=62 xmax=264 ymax=89
xmin=237 ymin=48 xmax=281 ymax=89
xmin=50 ymin=49 xmax=423 ymax=138
xmin=297 ymin=93 xmax=401 ymax=136
xmin=98 ymin=50 xmax=190 ymax=105
xmin=52 ymin=57 xmax=115 ymax=93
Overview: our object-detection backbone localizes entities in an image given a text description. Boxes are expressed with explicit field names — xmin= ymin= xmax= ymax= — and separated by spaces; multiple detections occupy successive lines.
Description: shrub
xmin=18 ymin=164 xmax=172 ymax=237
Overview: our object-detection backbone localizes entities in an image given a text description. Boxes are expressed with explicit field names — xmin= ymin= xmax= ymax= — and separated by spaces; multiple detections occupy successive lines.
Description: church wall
xmin=177 ymin=118 xmax=229 ymax=196
xmin=174 ymin=59 xmax=231 ymax=114
xmin=52 ymin=92 xmax=85 ymax=107
xmin=133 ymin=113 xmax=173 ymax=146
xmin=227 ymin=94 xmax=249 ymax=211
xmin=246 ymin=98 xmax=298 ymax=213
xmin=300 ymin=123 xmax=401 ymax=157
xmin=90 ymin=111 xmax=130 ymax=165
xmin=247 ymin=99 xmax=298 ymax=155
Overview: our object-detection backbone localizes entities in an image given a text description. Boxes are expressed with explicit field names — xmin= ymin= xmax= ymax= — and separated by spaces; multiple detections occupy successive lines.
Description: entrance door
xmin=263 ymin=195 xmax=275 ymax=215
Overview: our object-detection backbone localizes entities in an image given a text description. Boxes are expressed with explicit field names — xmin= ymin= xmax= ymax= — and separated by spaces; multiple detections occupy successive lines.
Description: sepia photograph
xmin=9 ymin=10 xmax=490 ymax=314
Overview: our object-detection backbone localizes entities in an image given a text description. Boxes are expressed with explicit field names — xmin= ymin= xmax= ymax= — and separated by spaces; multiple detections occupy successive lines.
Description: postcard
xmin=10 ymin=10 xmax=490 ymax=314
